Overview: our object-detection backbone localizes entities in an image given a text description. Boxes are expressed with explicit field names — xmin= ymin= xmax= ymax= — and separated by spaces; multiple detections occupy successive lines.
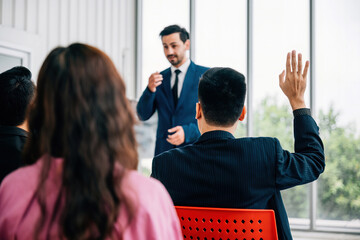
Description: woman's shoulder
xmin=0 ymin=160 xmax=42 ymax=193
xmin=0 ymin=156 xmax=62 ymax=209
xmin=122 ymin=170 xmax=177 ymax=218
xmin=119 ymin=170 xmax=182 ymax=240
xmin=124 ymin=170 xmax=170 ymax=200
xmin=0 ymin=160 xmax=44 ymax=238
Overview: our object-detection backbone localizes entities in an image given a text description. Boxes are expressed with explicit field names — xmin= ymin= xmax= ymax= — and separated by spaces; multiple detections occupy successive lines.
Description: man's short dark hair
xmin=0 ymin=66 xmax=35 ymax=126
xmin=198 ymin=67 xmax=246 ymax=126
xmin=159 ymin=24 xmax=190 ymax=43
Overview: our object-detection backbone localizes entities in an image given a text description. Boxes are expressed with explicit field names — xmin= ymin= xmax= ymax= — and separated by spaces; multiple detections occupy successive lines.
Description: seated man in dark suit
xmin=0 ymin=66 xmax=35 ymax=183
xmin=151 ymin=50 xmax=325 ymax=240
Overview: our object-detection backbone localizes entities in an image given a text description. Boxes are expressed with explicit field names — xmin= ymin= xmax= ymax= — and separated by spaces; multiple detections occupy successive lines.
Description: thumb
xmin=279 ymin=70 xmax=285 ymax=86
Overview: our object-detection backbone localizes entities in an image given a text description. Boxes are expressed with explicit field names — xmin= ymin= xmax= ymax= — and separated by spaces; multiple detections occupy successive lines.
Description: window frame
xmin=135 ymin=0 xmax=360 ymax=234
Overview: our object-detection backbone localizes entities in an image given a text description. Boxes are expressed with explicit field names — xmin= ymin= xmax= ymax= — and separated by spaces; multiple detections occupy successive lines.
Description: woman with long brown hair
xmin=0 ymin=43 xmax=182 ymax=240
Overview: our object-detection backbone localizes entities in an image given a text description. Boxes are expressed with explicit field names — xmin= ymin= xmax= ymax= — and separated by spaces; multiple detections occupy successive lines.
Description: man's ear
xmin=196 ymin=102 xmax=201 ymax=119
xmin=185 ymin=39 xmax=190 ymax=50
xmin=239 ymin=106 xmax=246 ymax=121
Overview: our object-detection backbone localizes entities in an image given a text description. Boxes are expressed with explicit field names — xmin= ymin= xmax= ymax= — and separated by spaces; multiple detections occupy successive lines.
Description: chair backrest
xmin=175 ymin=206 xmax=278 ymax=240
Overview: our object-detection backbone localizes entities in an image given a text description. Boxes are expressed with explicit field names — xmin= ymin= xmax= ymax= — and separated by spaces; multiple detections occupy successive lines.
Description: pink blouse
xmin=0 ymin=156 xmax=182 ymax=239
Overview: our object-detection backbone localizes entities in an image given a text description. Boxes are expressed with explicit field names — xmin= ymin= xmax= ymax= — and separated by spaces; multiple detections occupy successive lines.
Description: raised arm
xmin=276 ymin=50 xmax=325 ymax=190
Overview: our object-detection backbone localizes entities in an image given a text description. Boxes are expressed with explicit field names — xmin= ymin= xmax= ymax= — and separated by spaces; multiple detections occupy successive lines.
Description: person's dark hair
xmin=159 ymin=24 xmax=189 ymax=43
xmin=23 ymin=43 xmax=138 ymax=239
xmin=0 ymin=66 xmax=35 ymax=126
xmin=198 ymin=67 xmax=246 ymax=126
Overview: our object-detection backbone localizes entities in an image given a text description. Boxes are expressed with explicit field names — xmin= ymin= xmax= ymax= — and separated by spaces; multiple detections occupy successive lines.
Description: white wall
xmin=0 ymin=0 xmax=136 ymax=98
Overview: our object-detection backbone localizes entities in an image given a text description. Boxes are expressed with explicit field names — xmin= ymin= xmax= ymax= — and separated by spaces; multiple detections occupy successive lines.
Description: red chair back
xmin=175 ymin=206 xmax=278 ymax=240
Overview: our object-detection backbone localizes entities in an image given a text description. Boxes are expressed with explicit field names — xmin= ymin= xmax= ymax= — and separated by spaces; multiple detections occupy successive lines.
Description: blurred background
xmin=0 ymin=0 xmax=359 ymax=238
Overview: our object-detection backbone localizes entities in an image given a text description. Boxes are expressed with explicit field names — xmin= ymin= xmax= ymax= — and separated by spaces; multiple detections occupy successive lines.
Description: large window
xmin=194 ymin=0 xmax=247 ymax=70
xmin=315 ymin=0 xmax=360 ymax=231
xmin=0 ymin=54 xmax=22 ymax=72
xmin=136 ymin=0 xmax=190 ymax=174
xmin=141 ymin=0 xmax=189 ymax=93
xmin=194 ymin=0 xmax=247 ymax=136
xmin=137 ymin=0 xmax=360 ymax=234
xmin=253 ymin=0 xmax=311 ymax=227
xmin=0 ymin=46 xmax=30 ymax=72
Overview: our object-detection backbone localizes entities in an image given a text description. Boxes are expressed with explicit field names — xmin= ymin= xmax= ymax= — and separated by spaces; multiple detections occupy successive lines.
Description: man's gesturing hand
xmin=166 ymin=126 xmax=185 ymax=146
xmin=279 ymin=50 xmax=310 ymax=110
xmin=148 ymin=72 xmax=163 ymax=92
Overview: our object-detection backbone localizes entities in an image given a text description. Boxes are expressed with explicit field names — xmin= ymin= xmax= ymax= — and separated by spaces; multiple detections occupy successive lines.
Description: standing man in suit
xmin=151 ymin=51 xmax=325 ymax=240
xmin=0 ymin=66 xmax=35 ymax=183
xmin=137 ymin=25 xmax=209 ymax=156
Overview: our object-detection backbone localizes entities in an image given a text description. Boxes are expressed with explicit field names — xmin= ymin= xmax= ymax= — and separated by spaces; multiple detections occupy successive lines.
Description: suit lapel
xmin=177 ymin=62 xmax=196 ymax=110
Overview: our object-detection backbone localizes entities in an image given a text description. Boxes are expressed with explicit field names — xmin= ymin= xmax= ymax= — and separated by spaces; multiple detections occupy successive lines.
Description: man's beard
xmin=167 ymin=55 xmax=182 ymax=66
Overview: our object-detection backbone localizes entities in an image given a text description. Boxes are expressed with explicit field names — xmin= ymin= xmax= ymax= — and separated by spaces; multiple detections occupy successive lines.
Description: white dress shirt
xmin=170 ymin=59 xmax=191 ymax=98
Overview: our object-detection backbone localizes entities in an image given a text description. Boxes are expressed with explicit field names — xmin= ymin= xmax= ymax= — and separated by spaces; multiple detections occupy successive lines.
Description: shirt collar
xmin=195 ymin=130 xmax=235 ymax=145
xmin=171 ymin=58 xmax=191 ymax=75
xmin=0 ymin=125 xmax=28 ymax=137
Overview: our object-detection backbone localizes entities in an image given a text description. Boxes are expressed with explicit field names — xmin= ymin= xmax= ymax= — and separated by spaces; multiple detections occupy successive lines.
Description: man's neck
xmin=17 ymin=122 xmax=28 ymax=132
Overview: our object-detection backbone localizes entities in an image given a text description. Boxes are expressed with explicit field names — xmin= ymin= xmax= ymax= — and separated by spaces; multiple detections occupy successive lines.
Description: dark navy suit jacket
xmin=0 ymin=126 xmax=27 ymax=183
xmin=151 ymin=111 xmax=325 ymax=240
xmin=137 ymin=61 xmax=208 ymax=156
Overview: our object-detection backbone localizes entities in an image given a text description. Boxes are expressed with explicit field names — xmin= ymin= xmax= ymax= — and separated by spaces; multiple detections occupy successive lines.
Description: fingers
xmin=148 ymin=72 xmax=163 ymax=92
xmin=166 ymin=131 xmax=180 ymax=145
xmin=291 ymin=50 xmax=297 ymax=72
xmin=154 ymin=82 xmax=162 ymax=87
xmin=298 ymin=53 xmax=303 ymax=74
xmin=167 ymin=126 xmax=184 ymax=146
xmin=287 ymin=50 xmax=307 ymax=76
xmin=152 ymin=73 xmax=163 ymax=83
xmin=303 ymin=60 xmax=310 ymax=79
xmin=280 ymin=50 xmax=308 ymax=110
xmin=168 ymin=126 xmax=180 ymax=133
xmin=282 ymin=50 xmax=310 ymax=80
xmin=286 ymin=52 xmax=291 ymax=74
xmin=167 ymin=132 xmax=178 ymax=140
xmin=166 ymin=137 xmax=180 ymax=146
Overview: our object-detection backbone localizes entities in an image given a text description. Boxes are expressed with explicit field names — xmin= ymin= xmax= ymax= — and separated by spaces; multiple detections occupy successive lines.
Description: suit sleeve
xmin=150 ymin=160 xmax=156 ymax=179
xmin=137 ymin=87 xmax=156 ymax=121
xmin=180 ymin=65 xmax=207 ymax=144
xmin=275 ymin=112 xmax=325 ymax=190
xmin=182 ymin=122 xmax=201 ymax=144
xmin=150 ymin=156 xmax=159 ymax=179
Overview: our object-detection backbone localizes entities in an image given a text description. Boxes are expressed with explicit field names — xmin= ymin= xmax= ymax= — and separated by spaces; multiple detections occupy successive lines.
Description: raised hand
xmin=148 ymin=72 xmax=163 ymax=92
xmin=279 ymin=50 xmax=310 ymax=110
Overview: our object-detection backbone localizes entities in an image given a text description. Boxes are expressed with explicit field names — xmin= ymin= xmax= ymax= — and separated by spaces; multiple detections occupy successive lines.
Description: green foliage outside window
xmin=238 ymin=97 xmax=360 ymax=221
xmin=317 ymin=107 xmax=360 ymax=220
